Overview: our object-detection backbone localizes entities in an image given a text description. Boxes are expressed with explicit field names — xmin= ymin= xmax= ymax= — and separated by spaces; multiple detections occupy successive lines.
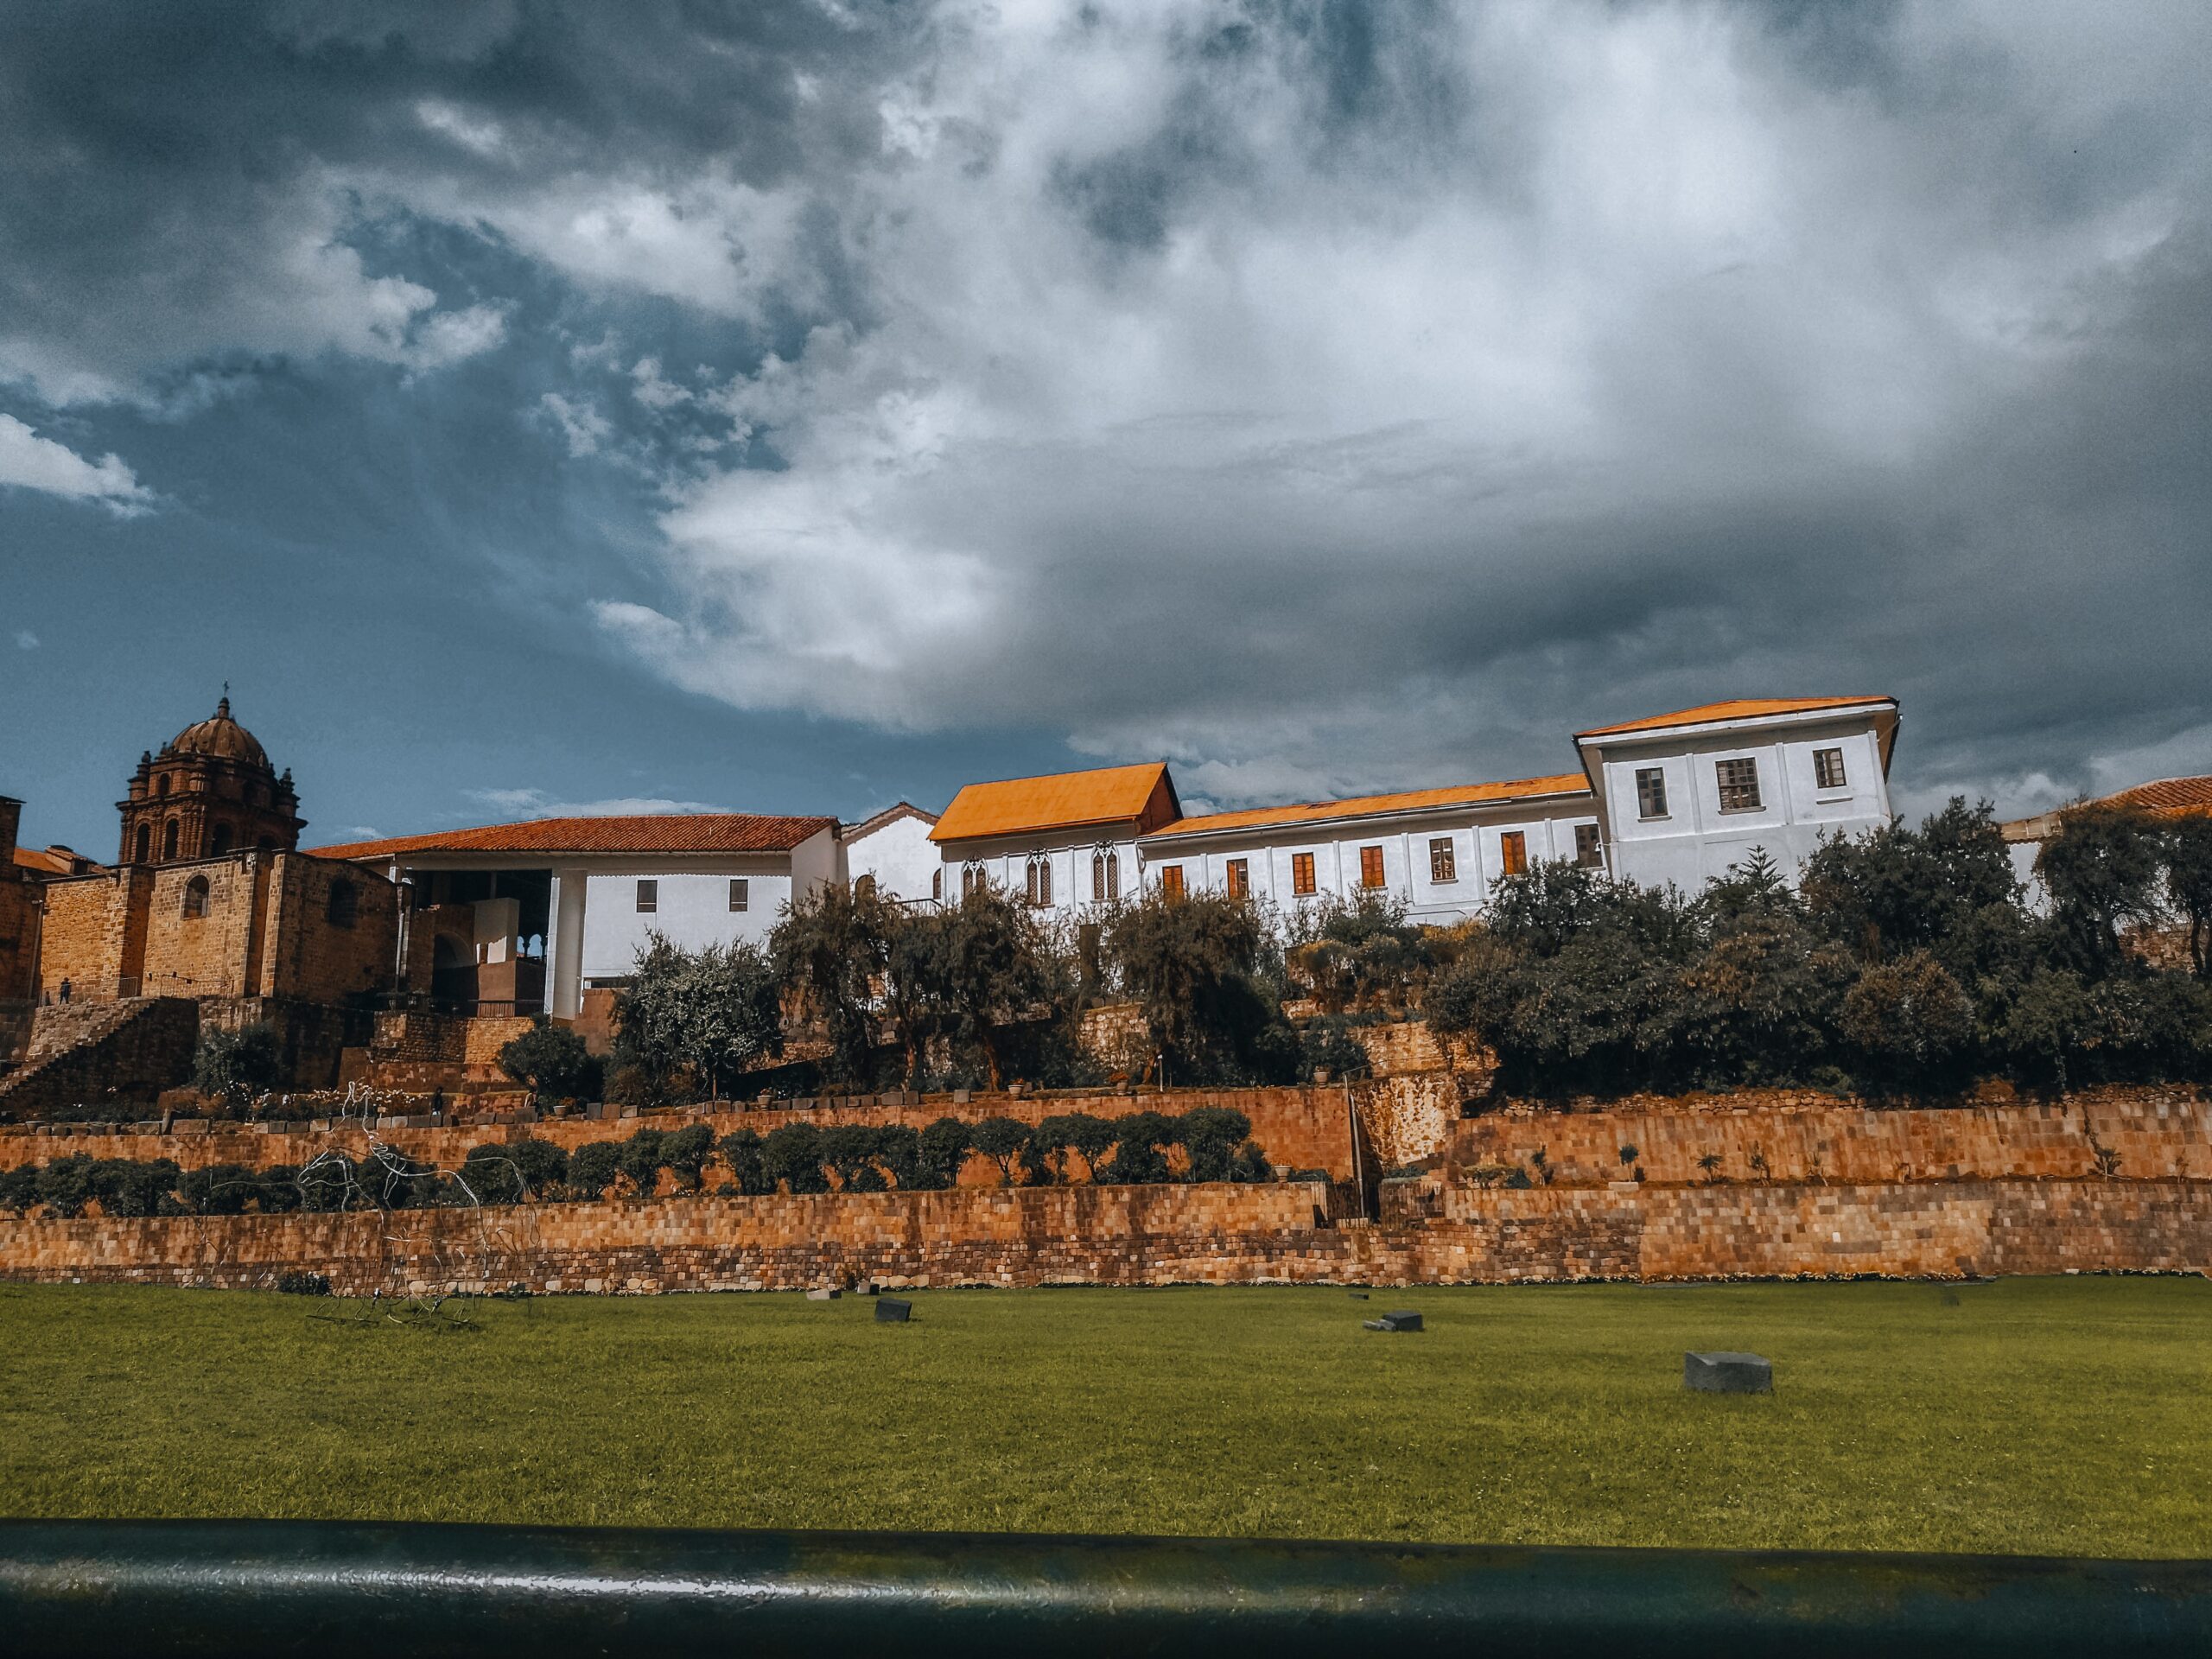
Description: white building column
xmin=546 ymin=868 xmax=588 ymax=1019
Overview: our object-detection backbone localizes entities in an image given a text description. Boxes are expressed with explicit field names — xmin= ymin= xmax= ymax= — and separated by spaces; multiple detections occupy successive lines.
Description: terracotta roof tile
xmin=932 ymin=763 xmax=1177 ymax=843
xmin=844 ymin=800 xmax=940 ymax=839
xmin=314 ymin=813 xmax=838 ymax=861
xmin=1576 ymin=696 xmax=1896 ymax=740
xmin=2099 ymin=775 xmax=2212 ymax=818
xmin=1143 ymin=773 xmax=1593 ymax=842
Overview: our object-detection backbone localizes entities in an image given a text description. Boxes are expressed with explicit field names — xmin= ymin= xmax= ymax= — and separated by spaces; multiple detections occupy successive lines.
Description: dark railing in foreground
xmin=3 ymin=1522 xmax=2209 ymax=1656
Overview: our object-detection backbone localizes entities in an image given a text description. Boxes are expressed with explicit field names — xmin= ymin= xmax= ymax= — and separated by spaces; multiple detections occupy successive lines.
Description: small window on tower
xmin=1574 ymin=823 xmax=1603 ymax=868
xmin=1429 ymin=838 xmax=1456 ymax=883
xmin=729 ymin=878 xmax=749 ymax=912
xmin=1716 ymin=757 xmax=1763 ymax=813
xmin=1225 ymin=858 xmax=1249 ymax=899
xmin=1635 ymin=767 xmax=1669 ymax=820
xmin=1814 ymin=747 xmax=1847 ymax=791
xmin=1358 ymin=845 xmax=1386 ymax=889
xmin=182 ymin=875 xmax=209 ymax=919
xmin=1291 ymin=852 xmax=1317 ymax=896
xmin=636 ymin=880 xmax=658 ymax=913
xmin=162 ymin=820 xmax=180 ymax=861
xmin=1499 ymin=831 xmax=1529 ymax=876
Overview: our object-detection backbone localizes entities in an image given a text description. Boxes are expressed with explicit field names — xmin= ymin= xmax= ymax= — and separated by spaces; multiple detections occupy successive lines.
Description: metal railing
xmin=0 ymin=1521 xmax=2206 ymax=1657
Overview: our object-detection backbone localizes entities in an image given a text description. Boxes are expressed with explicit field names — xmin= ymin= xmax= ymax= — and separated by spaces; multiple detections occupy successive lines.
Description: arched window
xmin=855 ymin=874 xmax=877 ymax=899
xmin=182 ymin=875 xmax=209 ymax=919
xmin=931 ymin=868 xmax=943 ymax=902
xmin=210 ymin=823 xmax=232 ymax=855
xmin=156 ymin=774 xmax=171 ymax=798
xmin=962 ymin=861 xmax=985 ymax=899
xmin=1025 ymin=854 xmax=1052 ymax=908
xmin=133 ymin=825 xmax=150 ymax=864
xmin=1091 ymin=848 xmax=1119 ymax=903
xmin=256 ymin=836 xmax=276 ymax=851
xmin=326 ymin=880 xmax=358 ymax=928
xmin=162 ymin=820 xmax=179 ymax=860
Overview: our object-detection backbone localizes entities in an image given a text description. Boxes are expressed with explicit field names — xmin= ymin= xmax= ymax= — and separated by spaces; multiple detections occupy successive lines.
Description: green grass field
xmin=3 ymin=1277 xmax=2207 ymax=1556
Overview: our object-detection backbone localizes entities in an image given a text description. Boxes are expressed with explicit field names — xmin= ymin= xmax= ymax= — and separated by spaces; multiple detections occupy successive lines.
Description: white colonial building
xmin=841 ymin=802 xmax=944 ymax=905
xmin=925 ymin=696 xmax=1901 ymax=919
xmin=320 ymin=813 xmax=842 ymax=1017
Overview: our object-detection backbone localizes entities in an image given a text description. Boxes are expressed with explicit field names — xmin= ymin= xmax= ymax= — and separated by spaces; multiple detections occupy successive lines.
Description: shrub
xmin=276 ymin=1270 xmax=333 ymax=1296
xmin=1104 ymin=889 xmax=1300 ymax=1085
xmin=1099 ymin=1110 xmax=1175 ymax=1185
xmin=762 ymin=1123 xmax=830 ymax=1194
xmin=497 ymin=1021 xmax=599 ymax=1103
xmin=873 ymin=1125 xmax=925 ymax=1191
xmin=913 ymin=1117 xmax=971 ymax=1190
xmin=193 ymin=1022 xmax=283 ymax=1108
xmin=662 ymin=1123 xmax=715 ymax=1192
xmin=1174 ymin=1107 xmax=1255 ymax=1183
xmin=1840 ymin=951 xmax=1975 ymax=1093
xmin=615 ymin=1128 xmax=668 ymax=1196
xmin=460 ymin=1137 xmax=569 ymax=1205
xmin=716 ymin=1129 xmax=772 ymax=1196
xmin=969 ymin=1117 xmax=1033 ymax=1186
xmin=567 ymin=1140 xmax=621 ymax=1201
xmin=1299 ymin=1017 xmax=1369 ymax=1081
xmin=819 ymin=1123 xmax=884 ymax=1190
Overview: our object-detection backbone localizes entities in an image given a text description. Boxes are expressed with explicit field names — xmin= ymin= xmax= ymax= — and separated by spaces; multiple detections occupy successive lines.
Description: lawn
xmin=3 ymin=1277 xmax=2208 ymax=1556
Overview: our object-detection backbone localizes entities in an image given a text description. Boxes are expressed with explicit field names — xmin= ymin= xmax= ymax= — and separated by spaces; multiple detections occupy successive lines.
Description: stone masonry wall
xmin=0 ymin=1177 xmax=2202 ymax=1294
xmin=0 ymin=1083 xmax=1361 ymax=1182
xmin=1449 ymin=1085 xmax=2212 ymax=1185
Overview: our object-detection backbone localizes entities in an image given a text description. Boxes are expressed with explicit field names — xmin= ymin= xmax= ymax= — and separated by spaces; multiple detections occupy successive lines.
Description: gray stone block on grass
xmin=1363 ymin=1310 xmax=1422 ymax=1332
xmin=875 ymin=1297 xmax=912 ymax=1324
xmin=1684 ymin=1351 xmax=1772 ymax=1393
xmin=805 ymin=1287 xmax=840 ymax=1301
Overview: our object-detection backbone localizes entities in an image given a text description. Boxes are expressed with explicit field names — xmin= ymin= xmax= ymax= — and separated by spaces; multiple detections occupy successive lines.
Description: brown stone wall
xmin=0 ymin=1084 xmax=1359 ymax=1181
xmin=254 ymin=854 xmax=399 ymax=1004
xmin=36 ymin=870 xmax=149 ymax=1001
xmin=0 ymin=1177 xmax=2202 ymax=1294
xmin=0 ymin=873 xmax=37 ymax=1003
xmin=1449 ymin=1085 xmax=2212 ymax=1185
xmin=138 ymin=858 xmax=263 ymax=997
xmin=0 ymin=998 xmax=200 ymax=1117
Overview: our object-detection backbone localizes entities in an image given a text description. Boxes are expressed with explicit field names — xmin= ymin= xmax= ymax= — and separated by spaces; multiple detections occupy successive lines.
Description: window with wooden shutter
xmin=1226 ymin=857 xmax=1249 ymax=899
xmin=1159 ymin=864 xmax=1185 ymax=898
xmin=1358 ymin=845 xmax=1385 ymax=889
xmin=1635 ymin=767 xmax=1669 ymax=820
xmin=1428 ymin=837 xmax=1456 ymax=883
xmin=1499 ymin=832 xmax=1528 ymax=876
xmin=1291 ymin=852 xmax=1316 ymax=895
xmin=1574 ymin=823 xmax=1603 ymax=868
xmin=1715 ymin=757 xmax=1762 ymax=812
xmin=1814 ymin=747 xmax=1847 ymax=790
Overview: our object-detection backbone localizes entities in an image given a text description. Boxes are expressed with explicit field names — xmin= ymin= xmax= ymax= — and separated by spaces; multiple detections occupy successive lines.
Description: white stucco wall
xmin=1588 ymin=715 xmax=1893 ymax=891
xmin=846 ymin=811 xmax=944 ymax=904
xmin=933 ymin=830 xmax=1147 ymax=918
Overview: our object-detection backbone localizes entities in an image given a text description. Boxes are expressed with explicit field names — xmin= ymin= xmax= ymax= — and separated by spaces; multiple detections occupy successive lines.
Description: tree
xmin=2166 ymin=816 xmax=2212 ymax=978
xmin=1098 ymin=1110 xmax=1176 ymax=1185
xmin=1104 ymin=889 xmax=1298 ymax=1084
xmin=614 ymin=932 xmax=781 ymax=1103
xmin=715 ymin=1128 xmax=772 ymax=1196
xmin=193 ymin=1022 xmax=283 ymax=1109
xmin=939 ymin=886 xmax=1058 ymax=1090
xmin=914 ymin=1117 xmax=972 ymax=1190
xmin=460 ymin=1135 xmax=569 ymax=1204
xmin=497 ymin=1021 xmax=598 ymax=1104
xmin=567 ymin=1141 xmax=621 ymax=1201
xmin=2038 ymin=804 xmax=2166 ymax=973
xmin=819 ymin=1123 xmax=885 ymax=1190
xmin=1839 ymin=951 xmax=1975 ymax=1094
xmin=662 ymin=1122 xmax=716 ymax=1191
xmin=772 ymin=884 xmax=897 ymax=1086
xmin=761 ymin=1123 xmax=830 ymax=1193
xmin=969 ymin=1117 xmax=1033 ymax=1185
xmin=1802 ymin=798 xmax=2019 ymax=972
xmin=882 ymin=905 xmax=958 ymax=1087
xmin=1286 ymin=893 xmax=1433 ymax=1014
xmin=1175 ymin=1107 xmax=1257 ymax=1183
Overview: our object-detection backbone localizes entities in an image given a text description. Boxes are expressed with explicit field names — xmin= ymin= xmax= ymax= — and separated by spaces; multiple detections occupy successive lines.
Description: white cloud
xmin=466 ymin=786 xmax=728 ymax=819
xmin=0 ymin=415 xmax=153 ymax=512
xmin=536 ymin=391 xmax=613 ymax=457
xmin=400 ymin=303 xmax=508 ymax=372
xmin=13 ymin=630 xmax=37 ymax=650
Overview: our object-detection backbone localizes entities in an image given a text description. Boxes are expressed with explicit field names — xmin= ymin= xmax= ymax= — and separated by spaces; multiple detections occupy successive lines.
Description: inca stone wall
xmin=0 ymin=1177 xmax=2202 ymax=1294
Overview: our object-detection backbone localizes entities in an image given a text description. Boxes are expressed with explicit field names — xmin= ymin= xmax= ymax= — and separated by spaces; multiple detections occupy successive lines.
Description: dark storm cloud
xmin=1 ymin=0 xmax=2208 ymax=835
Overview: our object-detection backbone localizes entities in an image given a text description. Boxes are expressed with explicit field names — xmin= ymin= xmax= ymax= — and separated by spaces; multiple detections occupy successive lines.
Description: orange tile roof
xmin=1143 ymin=773 xmax=1593 ymax=842
xmin=931 ymin=762 xmax=1173 ymax=843
xmin=1576 ymin=696 xmax=1895 ymax=740
xmin=11 ymin=846 xmax=96 ymax=877
xmin=314 ymin=813 xmax=839 ymax=861
xmin=2100 ymin=775 xmax=2212 ymax=818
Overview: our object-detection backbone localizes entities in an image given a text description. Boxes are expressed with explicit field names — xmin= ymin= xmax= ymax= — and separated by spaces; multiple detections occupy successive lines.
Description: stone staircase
xmin=0 ymin=998 xmax=200 ymax=1120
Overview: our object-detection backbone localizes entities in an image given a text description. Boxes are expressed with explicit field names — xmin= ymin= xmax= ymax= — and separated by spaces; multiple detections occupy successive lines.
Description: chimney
xmin=0 ymin=796 xmax=19 ymax=865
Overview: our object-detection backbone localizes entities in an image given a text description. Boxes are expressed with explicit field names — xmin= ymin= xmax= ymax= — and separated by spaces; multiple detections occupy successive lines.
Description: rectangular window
xmin=1428 ymin=837 xmax=1456 ymax=884
xmin=728 ymin=878 xmax=749 ymax=912
xmin=1225 ymin=857 xmax=1249 ymax=899
xmin=1358 ymin=845 xmax=1386 ymax=889
xmin=1814 ymin=747 xmax=1847 ymax=791
xmin=1716 ymin=756 xmax=1763 ymax=812
xmin=1291 ymin=851 xmax=1317 ymax=895
xmin=1159 ymin=864 xmax=1185 ymax=898
xmin=1499 ymin=831 xmax=1528 ymax=877
xmin=1635 ymin=766 xmax=1669 ymax=820
xmin=1574 ymin=823 xmax=1603 ymax=869
xmin=635 ymin=879 xmax=657 ymax=913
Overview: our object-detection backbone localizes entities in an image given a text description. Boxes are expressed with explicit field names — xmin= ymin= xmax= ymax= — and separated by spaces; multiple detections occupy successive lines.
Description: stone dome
xmin=168 ymin=696 xmax=270 ymax=769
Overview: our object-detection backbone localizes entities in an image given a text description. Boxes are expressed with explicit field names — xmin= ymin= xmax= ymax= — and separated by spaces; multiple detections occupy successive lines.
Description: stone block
xmin=1363 ymin=1310 xmax=1421 ymax=1332
xmin=805 ymin=1287 xmax=840 ymax=1301
xmin=1684 ymin=1351 xmax=1772 ymax=1393
xmin=875 ymin=1296 xmax=912 ymax=1323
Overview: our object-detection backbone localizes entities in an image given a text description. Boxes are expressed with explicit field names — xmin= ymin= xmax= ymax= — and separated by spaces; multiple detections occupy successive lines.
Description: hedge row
xmin=0 ymin=1109 xmax=1273 ymax=1217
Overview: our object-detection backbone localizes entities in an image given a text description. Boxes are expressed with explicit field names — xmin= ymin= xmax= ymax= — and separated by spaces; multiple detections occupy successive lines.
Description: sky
xmin=2 ymin=0 xmax=2208 ymax=859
